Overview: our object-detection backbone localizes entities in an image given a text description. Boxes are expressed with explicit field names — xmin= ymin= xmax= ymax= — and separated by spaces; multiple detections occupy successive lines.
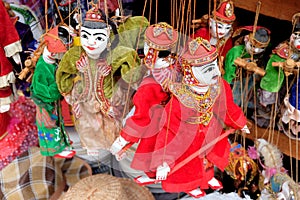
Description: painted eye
xmin=96 ymin=37 xmax=105 ymax=41
xmin=81 ymin=34 xmax=88 ymax=39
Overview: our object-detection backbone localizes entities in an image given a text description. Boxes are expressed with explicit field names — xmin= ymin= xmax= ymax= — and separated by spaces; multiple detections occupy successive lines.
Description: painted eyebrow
xmin=94 ymin=33 xmax=107 ymax=37
xmin=81 ymin=30 xmax=91 ymax=35
xmin=81 ymin=31 xmax=107 ymax=37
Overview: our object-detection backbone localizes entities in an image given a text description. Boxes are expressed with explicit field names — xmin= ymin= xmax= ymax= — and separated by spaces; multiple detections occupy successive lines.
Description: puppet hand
xmin=12 ymin=53 xmax=21 ymax=65
xmin=97 ymin=63 xmax=111 ymax=76
xmin=241 ymin=125 xmax=250 ymax=134
xmin=107 ymin=106 xmax=121 ymax=119
xmin=76 ymin=55 xmax=89 ymax=72
xmin=72 ymin=102 xmax=81 ymax=118
xmin=64 ymin=94 xmax=72 ymax=105
xmin=156 ymin=162 xmax=170 ymax=180
xmin=110 ymin=135 xmax=130 ymax=155
xmin=0 ymin=104 xmax=10 ymax=113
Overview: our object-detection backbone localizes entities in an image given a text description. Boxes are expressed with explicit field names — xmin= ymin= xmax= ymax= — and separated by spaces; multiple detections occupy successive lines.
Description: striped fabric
xmin=0 ymin=147 xmax=92 ymax=200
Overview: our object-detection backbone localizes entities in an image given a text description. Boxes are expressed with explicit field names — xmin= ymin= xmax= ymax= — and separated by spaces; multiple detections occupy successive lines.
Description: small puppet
xmin=279 ymin=78 xmax=300 ymax=140
xmin=110 ymin=22 xmax=180 ymax=163
xmin=193 ymin=0 xmax=236 ymax=61
xmin=0 ymin=0 xmax=22 ymax=108
xmin=223 ymin=26 xmax=271 ymax=127
xmin=223 ymin=26 xmax=271 ymax=84
xmin=30 ymin=25 xmax=75 ymax=158
xmin=260 ymin=13 xmax=300 ymax=100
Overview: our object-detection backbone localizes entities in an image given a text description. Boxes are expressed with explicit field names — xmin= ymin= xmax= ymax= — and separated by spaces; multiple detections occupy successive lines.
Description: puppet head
xmin=209 ymin=0 xmax=235 ymax=39
xmin=181 ymin=37 xmax=220 ymax=87
xmin=42 ymin=25 xmax=74 ymax=64
xmin=144 ymin=22 xmax=178 ymax=69
xmin=80 ymin=3 xmax=117 ymax=59
xmin=244 ymin=27 xmax=271 ymax=55
xmin=291 ymin=12 xmax=300 ymax=52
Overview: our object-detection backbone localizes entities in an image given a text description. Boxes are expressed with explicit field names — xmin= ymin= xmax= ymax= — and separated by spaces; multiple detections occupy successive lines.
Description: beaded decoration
xmin=169 ymin=82 xmax=220 ymax=125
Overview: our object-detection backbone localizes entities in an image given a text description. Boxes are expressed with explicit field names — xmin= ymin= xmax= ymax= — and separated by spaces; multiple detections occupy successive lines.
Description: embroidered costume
xmin=56 ymin=5 xmax=145 ymax=152
xmin=114 ymin=22 xmax=180 ymax=170
xmin=147 ymin=37 xmax=247 ymax=194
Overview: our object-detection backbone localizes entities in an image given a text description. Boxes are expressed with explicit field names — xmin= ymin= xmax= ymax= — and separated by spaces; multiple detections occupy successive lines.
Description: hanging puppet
xmin=0 ymin=0 xmax=22 ymax=108
xmin=112 ymin=37 xmax=249 ymax=198
xmin=0 ymin=0 xmax=38 ymax=170
xmin=279 ymin=78 xmax=300 ymax=140
xmin=260 ymin=13 xmax=300 ymax=106
xmin=248 ymin=139 xmax=299 ymax=199
xmin=193 ymin=0 xmax=236 ymax=68
xmin=223 ymin=26 xmax=271 ymax=128
xmin=30 ymin=25 xmax=75 ymax=158
xmin=110 ymin=22 xmax=180 ymax=163
xmin=56 ymin=3 xmax=145 ymax=155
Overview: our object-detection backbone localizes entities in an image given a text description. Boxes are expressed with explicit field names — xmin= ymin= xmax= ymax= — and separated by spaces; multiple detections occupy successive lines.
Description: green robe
xmin=31 ymin=56 xmax=71 ymax=156
xmin=260 ymin=54 xmax=285 ymax=92
xmin=223 ymin=45 xmax=251 ymax=84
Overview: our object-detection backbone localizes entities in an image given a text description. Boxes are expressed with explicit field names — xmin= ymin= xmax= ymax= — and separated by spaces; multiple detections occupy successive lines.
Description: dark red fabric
xmin=0 ymin=1 xmax=20 ymax=77
xmin=0 ymin=87 xmax=12 ymax=98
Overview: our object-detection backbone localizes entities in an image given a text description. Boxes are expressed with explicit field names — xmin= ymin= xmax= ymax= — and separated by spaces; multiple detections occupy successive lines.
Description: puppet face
xmin=291 ymin=32 xmax=300 ymax=51
xmin=144 ymin=42 xmax=175 ymax=69
xmin=209 ymin=18 xmax=232 ymax=39
xmin=80 ymin=26 xmax=110 ymax=59
xmin=192 ymin=59 xmax=221 ymax=85
xmin=245 ymin=37 xmax=266 ymax=55
xmin=42 ymin=46 xmax=62 ymax=64
xmin=154 ymin=50 xmax=175 ymax=69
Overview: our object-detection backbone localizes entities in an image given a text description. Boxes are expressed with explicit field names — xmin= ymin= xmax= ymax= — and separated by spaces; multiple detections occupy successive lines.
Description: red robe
xmin=0 ymin=1 xmax=22 ymax=105
xmin=120 ymin=76 xmax=169 ymax=175
xmin=148 ymin=79 xmax=246 ymax=192
xmin=193 ymin=27 xmax=233 ymax=58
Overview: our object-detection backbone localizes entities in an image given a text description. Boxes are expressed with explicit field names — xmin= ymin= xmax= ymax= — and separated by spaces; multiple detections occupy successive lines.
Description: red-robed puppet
xmin=193 ymin=0 xmax=235 ymax=62
xmin=110 ymin=22 xmax=180 ymax=164
xmin=0 ymin=0 xmax=22 ymax=108
xmin=131 ymin=37 xmax=249 ymax=198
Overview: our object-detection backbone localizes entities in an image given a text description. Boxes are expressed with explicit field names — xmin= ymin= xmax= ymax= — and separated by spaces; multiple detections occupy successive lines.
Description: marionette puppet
xmin=260 ymin=13 xmax=300 ymax=107
xmin=248 ymin=139 xmax=300 ymax=199
xmin=110 ymin=22 xmax=180 ymax=163
xmin=30 ymin=25 xmax=76 ymax=158
xmin=0 ymin=0 xmax=22 ymax=108
xmin=223 ymin=26 xmax=270 ymax=84
xmin=3 ymin=0 xmax=40 ymax=99
xmin=113 ymin=37 xmax=249 ymax=198
xmin=223 ymin=26 xmax=272 ymax=128
xmin=193 ymin=0 xmax=235 ymax=64
xmin=279 ymin=78 xmax=300 ymax=140
xmin=56 ymin=3 xmax=144 ymax=155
